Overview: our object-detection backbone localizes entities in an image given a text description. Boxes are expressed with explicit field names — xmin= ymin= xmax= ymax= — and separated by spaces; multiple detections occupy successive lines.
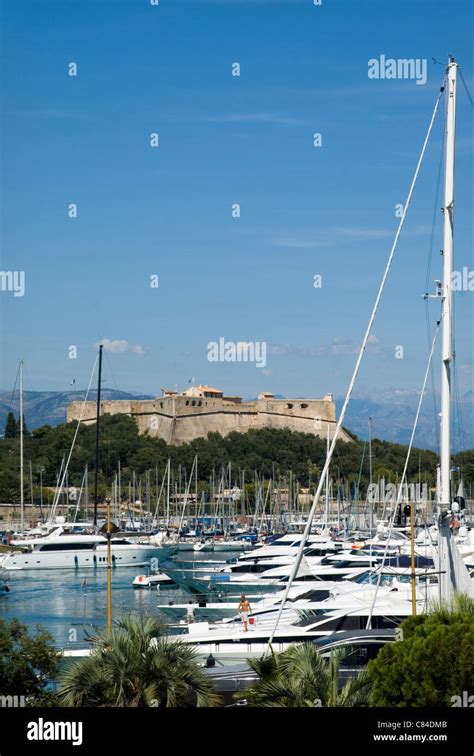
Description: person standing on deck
xmin=238 ymin=594 xmax=252 ymax=632
xmin=186 ymin=604 xmax=195 ymax=624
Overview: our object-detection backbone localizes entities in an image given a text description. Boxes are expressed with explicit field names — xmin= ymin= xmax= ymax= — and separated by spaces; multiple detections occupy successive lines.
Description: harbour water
xmin=0 ymin=552 xmax=237 ymax=650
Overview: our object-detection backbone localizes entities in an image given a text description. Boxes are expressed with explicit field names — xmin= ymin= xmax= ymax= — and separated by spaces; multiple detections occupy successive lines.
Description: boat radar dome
xmin=55 ymin=516 xmax=66 ymax=525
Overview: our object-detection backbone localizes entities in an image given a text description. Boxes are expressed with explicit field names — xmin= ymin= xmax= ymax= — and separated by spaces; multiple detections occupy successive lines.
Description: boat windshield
xmin=353 ymin=571 xmax=412 ymax=585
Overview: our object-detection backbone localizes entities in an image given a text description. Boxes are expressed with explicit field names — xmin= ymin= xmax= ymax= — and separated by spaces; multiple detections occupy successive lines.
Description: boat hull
xmin=0 ymin=545 xmax=177 ymax=571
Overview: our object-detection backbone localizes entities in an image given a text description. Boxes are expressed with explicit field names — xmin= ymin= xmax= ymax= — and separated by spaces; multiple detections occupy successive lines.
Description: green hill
xmin=0 ymin=414 xmax=472 ymax=506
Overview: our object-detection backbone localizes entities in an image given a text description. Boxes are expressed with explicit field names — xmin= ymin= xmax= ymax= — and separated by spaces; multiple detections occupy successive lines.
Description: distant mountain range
xmin=0 ymin=387 xmax=472 ymax=451
xmin=0 ymin=389 xmax=153 ymax=433
xmin=336 ymin=389 xmax=474 ymax=452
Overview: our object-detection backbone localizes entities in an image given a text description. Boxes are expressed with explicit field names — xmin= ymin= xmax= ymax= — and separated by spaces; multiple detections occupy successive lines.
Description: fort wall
xmin=67 ymin=393 xmax=352 ymax=445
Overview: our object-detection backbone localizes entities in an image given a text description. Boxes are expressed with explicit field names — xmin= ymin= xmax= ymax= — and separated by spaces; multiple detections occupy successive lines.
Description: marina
xmin=0 ymin=3 xmax=472 ymax=745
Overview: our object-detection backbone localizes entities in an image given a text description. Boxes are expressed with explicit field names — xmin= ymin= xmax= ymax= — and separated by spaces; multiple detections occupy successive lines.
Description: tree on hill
xmin=369 ymin=594 xmax=474 ymax=707
xmin=3 ymin=412 xmax=29 ymax=439
xmin=0 ymin=413 xmax=471 ymax=503
xmin=4 ymin=411 xmax=16 ymax=439
xmin=16 ymin=415 xmax=29 ymax=437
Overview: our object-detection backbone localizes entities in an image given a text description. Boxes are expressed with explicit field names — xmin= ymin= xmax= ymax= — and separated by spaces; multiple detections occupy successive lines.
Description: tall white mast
xmin=438 ymin=57 xmax=459 ymax=602
xmin=19 ymin=359 xmax=24 ymax=533
xmin=439 ymin=57 xmax=458 ymax=510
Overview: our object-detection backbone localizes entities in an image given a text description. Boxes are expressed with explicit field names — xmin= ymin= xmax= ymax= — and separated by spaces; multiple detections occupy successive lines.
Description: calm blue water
xmin=0 ymin=552 xmax=235 ymax=649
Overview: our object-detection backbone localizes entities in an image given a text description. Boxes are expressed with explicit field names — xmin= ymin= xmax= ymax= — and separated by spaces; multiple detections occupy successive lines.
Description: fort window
xmin=287 ymin=403 xmax=294 ymax=409
xmin=300 ymin=403 xmax=308 ymax=409
xmin=192 ymin=400 xmax=196 ymax=406
xmin=198 ymin=400 xmax=202 ymax=406
xmin=186 ymin=400 xmax=189 ymax=406
xmin=160 ymin=402 xmax=163 ymax=408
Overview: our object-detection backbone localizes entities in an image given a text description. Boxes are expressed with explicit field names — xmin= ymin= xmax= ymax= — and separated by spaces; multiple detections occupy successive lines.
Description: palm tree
xmin=239 ymin=644 xmax=371 ymax=707
xmin=58 ymin=614 xmax=220 ymax=707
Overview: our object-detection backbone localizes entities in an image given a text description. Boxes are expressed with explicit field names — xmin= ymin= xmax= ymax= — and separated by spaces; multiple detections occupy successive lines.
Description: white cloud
xmin=273 ymin=224 xmax=436 ymax=249
xmin=331 ymin=335 xmax=381 ymax=355
xmin=335 ymin=227 xmax=394 ymax=241
xmin=96 ymin=339 xmax=145 ymax=356
xmin=269 ymin=335 xmax=381 ymax=359
xmin=272 ymin=227 xmax=394 ymax=249
xmin=273 ymin=238 xmax=328 ymax=249
xmin=169 ymin=111 xmax=304 ymax=127
xmin=202 ymin=113 xmax=303 ymax=126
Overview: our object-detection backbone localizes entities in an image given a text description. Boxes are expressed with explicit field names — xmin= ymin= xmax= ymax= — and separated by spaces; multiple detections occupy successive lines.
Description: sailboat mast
xmin=325 ymin=423 xmax=329 ymax=528
xmin=19 ymin=360 xmax=24 ymax=532
xmin=439 ymin=57 xmax=458 ymax=510
xmin=93 ymin=344 xmax=103 ymax=525
xmin=166 ymin=458 xmax=171 ymax=529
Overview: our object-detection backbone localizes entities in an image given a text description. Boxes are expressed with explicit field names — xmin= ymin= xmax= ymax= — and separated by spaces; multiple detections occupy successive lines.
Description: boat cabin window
xmin=353 ymin=572 xmax=411 ymax=585
xmin=272 ymin=537 xmax=303 ymax=547
xmin=333 ymin=559 xmax=374 ymax=569
xmin=304 ymin=547 xmax=337 ymax=557
xmin=37 ymin=542 xmax=93 ymax=552
xmin=309 ymin=614 xmax=399 ymax=632
xmin=289 ymin=589 xmax=330 ymax=602
xmin=335 ymin=643 xmax=387 ymax=666
xmin=231 ymin=563 xmax=267 ymax=574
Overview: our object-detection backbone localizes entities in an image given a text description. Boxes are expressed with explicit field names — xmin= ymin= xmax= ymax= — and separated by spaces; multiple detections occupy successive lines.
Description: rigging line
xmin=103 ymin=349 xmax=121 ymax=395
xmin=7 ymin=363 xmax=21 ymax=415
xmin=424 ymin=308 xmax=440 ymax=452
xmin=451 ymin=284 xmax=466 ymax=452
xmin=458 ymin=67 xmax=474 ymax=108
xmin=265 ymin=81 xmax=445 ymax=654
xmin=356 ymin=439 xmax=367 ymax=502
xmin=49 ymin=354 xmax=99 ymax=518
xmin=365 ymin=314 xmax=442 ymax=628
xmin=453 ymin=360 xmax=465 ymax=452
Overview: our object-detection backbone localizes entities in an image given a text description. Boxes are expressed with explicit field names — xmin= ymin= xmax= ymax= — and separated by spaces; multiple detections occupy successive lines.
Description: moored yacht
xmin=0 ymin=527 xmax=177 ymax=570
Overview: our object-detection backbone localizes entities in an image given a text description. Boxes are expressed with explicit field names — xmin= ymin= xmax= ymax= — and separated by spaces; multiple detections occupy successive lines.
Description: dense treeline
xmin=0 ymin=414 xmax=473 ymax=504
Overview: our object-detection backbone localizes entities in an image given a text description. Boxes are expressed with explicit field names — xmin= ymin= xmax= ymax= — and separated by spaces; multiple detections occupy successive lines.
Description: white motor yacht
xmin=0 ymin=527 xmax=176 ymax=570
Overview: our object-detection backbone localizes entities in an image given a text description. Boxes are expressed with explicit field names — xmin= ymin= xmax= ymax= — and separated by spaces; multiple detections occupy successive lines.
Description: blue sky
xmin=0 ymin=0 xmax=472 ymax=403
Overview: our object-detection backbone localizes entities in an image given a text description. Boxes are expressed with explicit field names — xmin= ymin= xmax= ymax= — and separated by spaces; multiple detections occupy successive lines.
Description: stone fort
xmin=67 ymin=385 xmax=352 ymax=446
